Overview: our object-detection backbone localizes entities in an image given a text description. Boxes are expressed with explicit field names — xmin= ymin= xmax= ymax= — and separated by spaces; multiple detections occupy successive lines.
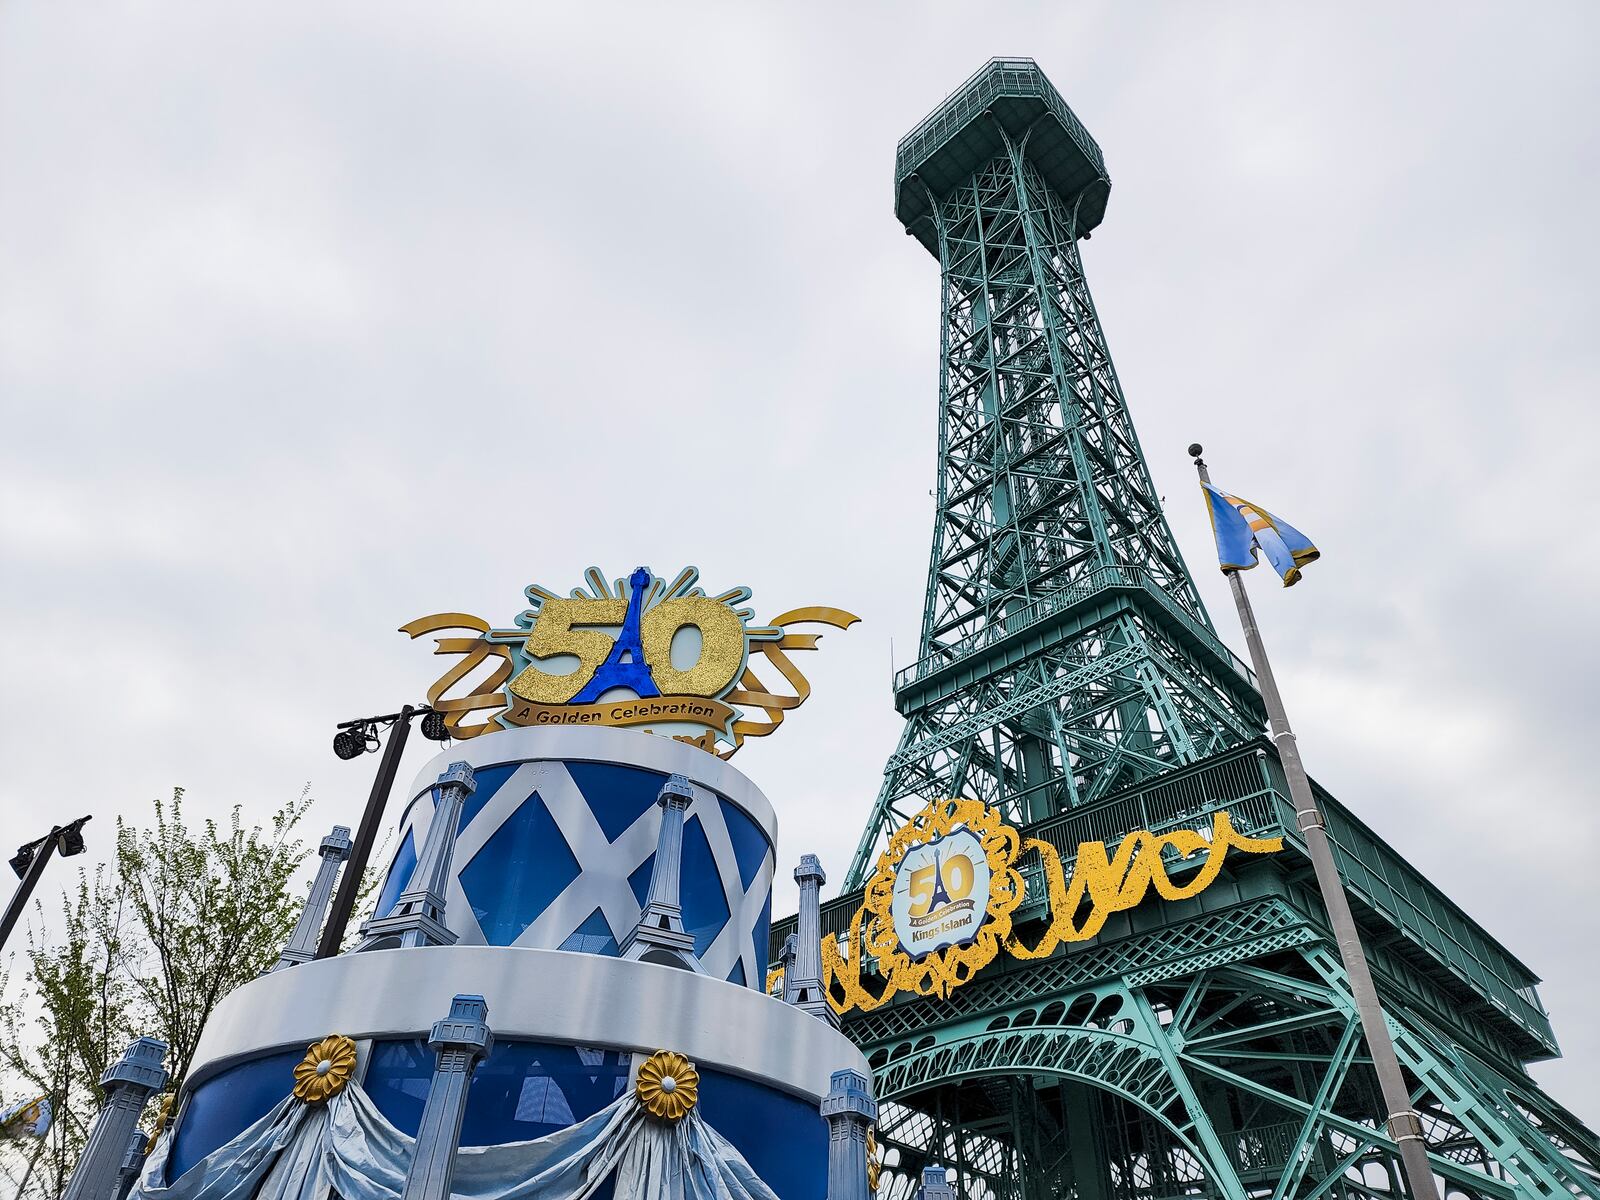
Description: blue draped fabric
xmin=131 ymin=1079 xmax=782 ymax=1200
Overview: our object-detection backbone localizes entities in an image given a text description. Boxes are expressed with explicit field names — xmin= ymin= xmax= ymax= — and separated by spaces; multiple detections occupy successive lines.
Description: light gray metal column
xmin=360 ymin=762 xmax=475 ymax=950
xmin=790 ymin=853 xmax=837 ymax=1026
xmin=618 ymin=774 xmax=704 ymax=972
xmin=821 ymin=1068 xmax=878 ymax=1200
xmin=1192 ymin=446 xmax=1438 ymax=1200
xmin=62 ymin=1037 xmax=168 ymax=1200
xmin=400 ymin=994 xmax=493 ymax=1200
xmin=273 ymin=824 xmax=352 ymax=969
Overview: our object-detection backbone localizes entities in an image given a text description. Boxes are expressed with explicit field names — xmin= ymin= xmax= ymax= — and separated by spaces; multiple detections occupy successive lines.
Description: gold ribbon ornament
xmin=403 ymin=601 xmax=857 ymax=758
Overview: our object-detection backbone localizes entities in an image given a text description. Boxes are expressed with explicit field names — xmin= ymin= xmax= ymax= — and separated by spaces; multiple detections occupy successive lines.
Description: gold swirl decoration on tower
xmin=402 ymin=566 xmax=856 ymax=758
xmin=635 ymin=1050 xmax=699 ymax=1122
xmin=818 ymin=802 xmax=1283 ymax=1014
xmin=292 ymin=1035 xmax=358 ymax=1103
xmin=145 ymin=1092 xmax=176 ymax=1154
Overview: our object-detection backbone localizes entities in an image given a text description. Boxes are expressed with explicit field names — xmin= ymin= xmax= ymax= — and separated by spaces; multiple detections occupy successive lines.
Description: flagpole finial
xmin=1187 ymin=443 xmax=1204 ymax=459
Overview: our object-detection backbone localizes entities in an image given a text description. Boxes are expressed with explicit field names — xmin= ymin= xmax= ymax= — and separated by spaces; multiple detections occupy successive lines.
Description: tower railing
xmin=894 ymin=57 xmax=1105 ymax=186
xmin=893 ymin=563 xmax=1256 ymax=694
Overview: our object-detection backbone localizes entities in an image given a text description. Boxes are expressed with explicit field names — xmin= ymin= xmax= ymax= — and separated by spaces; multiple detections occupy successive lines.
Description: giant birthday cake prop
xmin=61 ymin=567 xmax=879 ymax=1200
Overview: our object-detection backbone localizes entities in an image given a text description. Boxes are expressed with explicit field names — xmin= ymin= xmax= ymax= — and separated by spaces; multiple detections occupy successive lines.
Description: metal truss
xmin=859 ymin=936 xmax=1600 ymax=1200
xmin=850 ymin=136 xmax=1263 ymax=886
xmin=852 ymin=61 xmax=1597 ymax=1200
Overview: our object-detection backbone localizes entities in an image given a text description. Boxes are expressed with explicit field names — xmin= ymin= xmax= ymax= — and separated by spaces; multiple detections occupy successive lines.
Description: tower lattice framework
xmin=846 ymin=65 xmax=1263 ymax=887
xmin=797 ymin=58 xmax=1600 ymax=1200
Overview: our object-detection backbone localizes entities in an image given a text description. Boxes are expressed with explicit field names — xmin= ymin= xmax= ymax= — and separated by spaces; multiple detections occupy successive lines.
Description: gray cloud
xmin=2 ymin=0 xmax=1595 ymax=1121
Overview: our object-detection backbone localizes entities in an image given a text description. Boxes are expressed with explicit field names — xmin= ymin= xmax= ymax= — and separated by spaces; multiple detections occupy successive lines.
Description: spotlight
xmin=9 ymin=843 xmax=37 ymax=880
xmin=3 ymin=816 xmax=91 ymax=952
xmin=315 ymin=702 xmax=426 ymax=961
xmin=333 ymin=728 xmax=368 ymax=760
xmin=56 ymin=818 xmax=89 ymax=858
xmin=419 ymin=710 xmax=450 ymax=742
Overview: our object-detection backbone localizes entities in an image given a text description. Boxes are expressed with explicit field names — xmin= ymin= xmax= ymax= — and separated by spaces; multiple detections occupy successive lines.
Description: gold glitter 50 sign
xmin=402 ymin=566 xmax=857 ymax=758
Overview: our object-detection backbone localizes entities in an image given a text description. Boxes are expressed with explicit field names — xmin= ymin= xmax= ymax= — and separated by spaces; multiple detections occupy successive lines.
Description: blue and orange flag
xmin=0 ymin=1094 xmax=51 ymax=1139
xmin=1201 ymin=484 xmax=1320 ymax=587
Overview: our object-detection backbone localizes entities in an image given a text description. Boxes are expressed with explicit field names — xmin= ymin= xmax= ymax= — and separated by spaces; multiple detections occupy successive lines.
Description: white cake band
xmin=189 ymin=946 xmax=866 ymax=1102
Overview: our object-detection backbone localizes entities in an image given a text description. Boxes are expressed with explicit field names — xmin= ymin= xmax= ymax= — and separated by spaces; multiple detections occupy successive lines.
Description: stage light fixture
xmin=333 ymin=728 xmax=367 ymax=760
xmin=317 ymin=703 xmax=423 ymax=959
xmin=57 ymin=822 xmax=88 ymax=858
xmin=9 ymin=843 xmax=36 ymax=880
xmin=420 ymin=710 xmax=450 ymax=742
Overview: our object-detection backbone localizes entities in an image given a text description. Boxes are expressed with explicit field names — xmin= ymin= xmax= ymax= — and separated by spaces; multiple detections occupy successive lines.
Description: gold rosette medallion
xmin=292 ymin=1035 xmax=358 ymax=1103
xmin=635 ymin=1050 xmax=699 ymax=1122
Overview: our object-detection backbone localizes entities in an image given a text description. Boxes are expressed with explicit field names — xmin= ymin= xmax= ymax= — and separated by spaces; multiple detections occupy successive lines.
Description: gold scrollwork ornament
xmin=867 ymin=1124 xmax=882 ymax=1192
xmin=824 ymin=807 xmax=1283 ymax=1015
xmin=144 ymin=1092 xmax=176 ymax=1154
xmin=402 ymin=596 xmax=858 ymax=757
xmin=1002 ymin=811 xmax=1283 ymax=960
xmin=635 ymin=1050 xmax=699 ymax=1122
xmin=292 ymin=1035 xmax=358 ymax=1103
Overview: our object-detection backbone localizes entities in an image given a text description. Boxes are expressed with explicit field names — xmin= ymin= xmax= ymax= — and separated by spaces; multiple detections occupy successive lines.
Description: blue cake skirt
xmin=167 ymin=945 xmax=862 ymax=1198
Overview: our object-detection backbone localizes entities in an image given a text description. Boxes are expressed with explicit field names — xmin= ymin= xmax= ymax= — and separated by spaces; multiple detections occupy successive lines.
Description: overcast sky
xmin=3 ymin=2 xmax=1597 ymax=1125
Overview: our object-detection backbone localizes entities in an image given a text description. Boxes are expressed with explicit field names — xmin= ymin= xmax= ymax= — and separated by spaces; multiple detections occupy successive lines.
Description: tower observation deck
xmin=774 ymin=58 xmax=1600 ymax=1200
xmin=895 ymin=57 xmax=1111 ymax=256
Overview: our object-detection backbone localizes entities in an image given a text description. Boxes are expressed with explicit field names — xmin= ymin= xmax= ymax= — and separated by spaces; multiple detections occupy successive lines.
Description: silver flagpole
xmin=1189 ymin=445 xmax=1439 ymax=1200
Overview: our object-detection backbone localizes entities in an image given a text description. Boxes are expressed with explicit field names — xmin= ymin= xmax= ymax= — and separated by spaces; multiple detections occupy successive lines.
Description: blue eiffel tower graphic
xmin=571 ymin=567 xmax=662 ymax=704
xmin=926 ymin=846 xmax=953 ymax=910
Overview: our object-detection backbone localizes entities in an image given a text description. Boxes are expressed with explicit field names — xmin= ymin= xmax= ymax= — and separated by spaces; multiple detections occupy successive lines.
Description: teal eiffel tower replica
xmin=780 ymin=59 xmax=1600 ymax=1200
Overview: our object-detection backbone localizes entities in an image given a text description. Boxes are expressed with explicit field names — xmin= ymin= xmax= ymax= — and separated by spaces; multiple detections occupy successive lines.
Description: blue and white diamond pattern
xmin=398 ymin=760 xmax=775 ymax=986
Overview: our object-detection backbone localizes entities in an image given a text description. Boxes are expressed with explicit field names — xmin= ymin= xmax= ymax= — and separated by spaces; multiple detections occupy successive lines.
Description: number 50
xmin=507 ymin=596 xmax=745 ymax=704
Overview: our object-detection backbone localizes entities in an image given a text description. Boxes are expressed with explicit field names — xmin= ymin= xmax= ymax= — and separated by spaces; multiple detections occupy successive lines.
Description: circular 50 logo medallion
xmin=889 ymin=827 xmax=992 ymax=959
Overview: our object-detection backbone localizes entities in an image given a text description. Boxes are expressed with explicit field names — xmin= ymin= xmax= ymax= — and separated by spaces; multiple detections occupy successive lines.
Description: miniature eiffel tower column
xmin=359 ymin=762 xmax=475 ymax=950
xmin=619 ymin=774 xmax=705 ymax=972
xmin=62 ymin=1037 xmax=168 ymax=1200
xmin=777 ymin=932 xmax=798 ymax=998
xmin=915 ymin=1164 xmax=956 ymax=1200
xmin=822 ymin=1068 xmax=878 ymax=1200
xmin=790 ymin=854 xmax=837 ymax=1026
xmin=401 ymin=994 xmax=493 ymax=1200
xmin=114 ymin=1126 xmax=149 ymax=1200
xmin=272 ymin=825 xmax=352 ymax=969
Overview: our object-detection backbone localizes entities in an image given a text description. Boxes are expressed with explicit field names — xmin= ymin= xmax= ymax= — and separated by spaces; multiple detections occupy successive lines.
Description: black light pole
xmin=315 ymin=704 xmax=449 ymax=959
xmin=1 ymin=815 xmax=92 ymax=953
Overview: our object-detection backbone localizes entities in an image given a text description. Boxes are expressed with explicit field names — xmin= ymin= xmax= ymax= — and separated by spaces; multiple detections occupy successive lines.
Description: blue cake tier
xmin=373 ymin=727 xmax=776 ymax=985
xmin=155 ymin=728 xmax=863 ymax=1200
xmin=172 ymin=948 xmax=864 ymax=1199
